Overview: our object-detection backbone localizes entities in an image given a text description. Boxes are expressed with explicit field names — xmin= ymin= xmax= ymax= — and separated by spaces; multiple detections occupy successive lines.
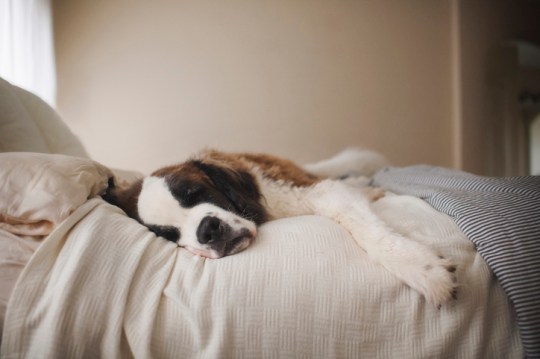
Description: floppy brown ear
xmin=193 ymin=161 xmax=268 ymax=224
xmin=101 ymin=178 xmax=143 ymax=221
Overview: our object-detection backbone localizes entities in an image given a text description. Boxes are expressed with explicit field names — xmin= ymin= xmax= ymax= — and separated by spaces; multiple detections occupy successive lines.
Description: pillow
xmin=0 ymin=152 xmax=112 ymax=236
xmin=0 ymin=76 xmax=88 ymax=157
xmin=0 ymin=78 xmax=50 ymax=153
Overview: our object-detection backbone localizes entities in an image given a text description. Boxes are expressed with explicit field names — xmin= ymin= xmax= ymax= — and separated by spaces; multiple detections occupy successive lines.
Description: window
xmin=0 ymin=0 xmax=56 ymax=106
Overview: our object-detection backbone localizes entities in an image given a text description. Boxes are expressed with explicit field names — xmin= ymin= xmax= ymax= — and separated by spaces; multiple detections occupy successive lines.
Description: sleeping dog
xmin=104 ymin=149 xmax=457 ymax=306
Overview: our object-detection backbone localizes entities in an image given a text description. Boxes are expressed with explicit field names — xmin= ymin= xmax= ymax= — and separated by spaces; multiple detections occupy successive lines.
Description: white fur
xmin=304 ymin=148 xmax=390 ymax=179
xmin=300 ymin=180 xmax=456 ymax=306
xmin=254 ymin=171 xmax=312 ymax=220
xmin=138 ymin=176 xmax=256 ymax=259
xmin=253 ymin=166 xmax=457 ymax=307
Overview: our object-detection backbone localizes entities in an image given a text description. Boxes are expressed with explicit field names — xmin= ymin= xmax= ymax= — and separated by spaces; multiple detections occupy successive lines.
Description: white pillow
xmin=0 ymin=78 xmax=50 ymax=153
xmin=0 ymin=77 xmax=88 ymax=157
xmin=0 ymin=152 xmax=112 ymax=236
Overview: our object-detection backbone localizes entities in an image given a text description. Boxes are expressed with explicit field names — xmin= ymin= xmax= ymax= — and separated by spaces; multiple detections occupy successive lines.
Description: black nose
xmin=197 ymin=216 xmax=229 ymax=244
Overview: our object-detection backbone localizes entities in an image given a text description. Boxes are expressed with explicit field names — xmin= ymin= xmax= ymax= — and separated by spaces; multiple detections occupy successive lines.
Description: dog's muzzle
xmin=196 ymin=216 xmax=256 ymax=258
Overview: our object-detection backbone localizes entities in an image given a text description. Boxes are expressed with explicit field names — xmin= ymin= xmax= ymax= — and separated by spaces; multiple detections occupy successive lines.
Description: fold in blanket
xmin=0 ymin=152 xmax=112 ymax=238
xmin=0 ymin=214 xmax=53 ymax=237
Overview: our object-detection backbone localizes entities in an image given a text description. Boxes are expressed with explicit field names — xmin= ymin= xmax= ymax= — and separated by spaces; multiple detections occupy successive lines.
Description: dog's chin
xmin=183 ymin=245 xmax=222 ymax=259
xmin=183 ymin=236 xmax=254 ymax=259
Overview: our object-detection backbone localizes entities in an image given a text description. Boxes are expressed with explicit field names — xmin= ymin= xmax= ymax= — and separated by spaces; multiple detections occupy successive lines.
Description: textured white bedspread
xmin=1 ymin=194 xmax=522 ymax=358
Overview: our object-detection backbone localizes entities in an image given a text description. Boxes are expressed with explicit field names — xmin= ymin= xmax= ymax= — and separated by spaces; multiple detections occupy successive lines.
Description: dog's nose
xmin=197 ymin=216 xmax=227 ymax=244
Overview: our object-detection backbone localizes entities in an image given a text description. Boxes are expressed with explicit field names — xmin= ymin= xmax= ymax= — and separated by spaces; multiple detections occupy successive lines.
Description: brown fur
xmin=197 ymin=150 xmax=321 ymax=187
xmin=104 ymin=179 xmax=142 ymax=220
xmin=152 ymin=161 xmax=212 ymax=184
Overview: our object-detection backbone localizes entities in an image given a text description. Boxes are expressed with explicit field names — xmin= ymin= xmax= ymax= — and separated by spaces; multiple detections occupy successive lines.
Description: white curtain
xmin=0 ymin=0 xmax=56 ymax=106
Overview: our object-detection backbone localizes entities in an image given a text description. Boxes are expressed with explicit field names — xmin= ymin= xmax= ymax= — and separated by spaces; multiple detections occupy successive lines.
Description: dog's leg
xmin=303 ymin=180 xmax=457 ymax=307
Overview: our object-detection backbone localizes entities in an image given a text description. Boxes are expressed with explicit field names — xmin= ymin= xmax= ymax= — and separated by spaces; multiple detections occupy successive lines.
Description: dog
xmin=104 ymin=149 xmax=457 ymax=306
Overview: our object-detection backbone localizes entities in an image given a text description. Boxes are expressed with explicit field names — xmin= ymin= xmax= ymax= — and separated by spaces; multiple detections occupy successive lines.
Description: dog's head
xmin=108 ymin=159 xmax=267 ymax=259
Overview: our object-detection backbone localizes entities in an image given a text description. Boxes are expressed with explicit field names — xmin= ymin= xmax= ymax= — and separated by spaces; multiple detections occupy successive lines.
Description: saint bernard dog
xmin=105 ymin=149 xmax=457 ymax=306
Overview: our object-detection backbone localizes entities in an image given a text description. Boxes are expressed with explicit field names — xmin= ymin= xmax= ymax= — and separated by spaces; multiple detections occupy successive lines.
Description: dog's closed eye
xmin=183 ymin=185 xmax=204 ymax=205
xmin=168 ymin=181 xmax=206 ymax=208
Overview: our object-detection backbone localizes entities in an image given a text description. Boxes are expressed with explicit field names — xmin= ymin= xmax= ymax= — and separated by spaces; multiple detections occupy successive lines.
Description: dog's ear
xmin=100 ymin=177 xmax=118 ymax=205
xmin=193 ymin=161 xmax=268 ymax=224
xmin=101 ymin=178 xmax=143 ymax=221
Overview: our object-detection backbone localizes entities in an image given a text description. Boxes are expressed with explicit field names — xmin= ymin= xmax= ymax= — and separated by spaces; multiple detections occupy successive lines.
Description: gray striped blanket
xmin=372 ymin=165 xmax=540 ymax=359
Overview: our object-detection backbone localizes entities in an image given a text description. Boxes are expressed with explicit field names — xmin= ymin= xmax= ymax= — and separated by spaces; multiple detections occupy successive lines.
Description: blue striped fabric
xmin=372 ymin=166 xmax=540 ymax=359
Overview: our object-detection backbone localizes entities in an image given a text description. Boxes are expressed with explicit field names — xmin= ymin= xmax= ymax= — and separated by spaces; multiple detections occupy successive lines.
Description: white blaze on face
xmin=137 ymin=176 xmax=257 ymax=258
xmin=138 ymin=176 xmax=187 ymax=226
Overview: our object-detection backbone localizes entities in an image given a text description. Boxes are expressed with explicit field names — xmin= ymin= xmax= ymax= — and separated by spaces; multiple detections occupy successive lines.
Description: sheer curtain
xmin=0 ymin=0 xmax=56 ymax=106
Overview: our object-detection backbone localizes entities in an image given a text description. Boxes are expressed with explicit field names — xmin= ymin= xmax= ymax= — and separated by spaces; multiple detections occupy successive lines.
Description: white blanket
xmin=0 ymin=152 xmax=113 ymax=338
xmin=1 ymin=193 xmax=522 ymax=358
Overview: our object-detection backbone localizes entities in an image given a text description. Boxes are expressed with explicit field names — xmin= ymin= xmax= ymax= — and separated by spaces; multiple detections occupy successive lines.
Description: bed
xmin=0 ymin=76 xmax=537 ymax=358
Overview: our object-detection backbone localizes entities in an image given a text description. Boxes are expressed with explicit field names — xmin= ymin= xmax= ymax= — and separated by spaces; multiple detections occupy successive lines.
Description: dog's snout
xmin=196 ymin=215 xmax=256 ymax=257
xmin=197 ymin=216 xmax=227 ymax=244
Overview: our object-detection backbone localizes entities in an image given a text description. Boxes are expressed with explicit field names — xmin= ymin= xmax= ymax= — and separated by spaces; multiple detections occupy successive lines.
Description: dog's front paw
xmin=405 ymin=254 xmax=458 ymax=307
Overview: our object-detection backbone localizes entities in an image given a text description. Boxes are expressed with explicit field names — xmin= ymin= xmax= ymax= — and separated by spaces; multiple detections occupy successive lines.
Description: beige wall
xmin=53 ymin=0 xmax=455 ymax=174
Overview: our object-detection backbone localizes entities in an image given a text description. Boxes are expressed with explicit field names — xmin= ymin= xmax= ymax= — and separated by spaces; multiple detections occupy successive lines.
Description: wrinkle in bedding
xmin=0 ymin=152 xmax=112 ymax=237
